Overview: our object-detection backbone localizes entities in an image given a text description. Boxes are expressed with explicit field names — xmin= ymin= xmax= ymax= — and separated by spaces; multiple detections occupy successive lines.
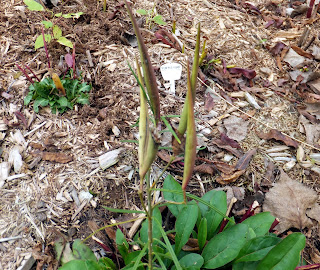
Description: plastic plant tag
xmin=160 ymin=63 xmax=182 ymax=95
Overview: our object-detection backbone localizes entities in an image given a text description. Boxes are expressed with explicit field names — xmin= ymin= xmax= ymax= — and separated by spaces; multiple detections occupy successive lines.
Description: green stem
xmin=146 ymin=171 xmax=153 ymax=270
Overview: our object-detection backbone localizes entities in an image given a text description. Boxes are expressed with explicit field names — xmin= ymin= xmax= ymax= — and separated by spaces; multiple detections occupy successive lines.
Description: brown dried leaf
xmin=257 ymin=129 xmax=299 ymax=148
xmin=212 ymin=139 xmax=243 ymax=157
xmin=224 ymin=116 xmax=249 ymax=142
xmin=216 ymin=170 xmax=245 ymax=185
xmin=220 ymin=133 xmax=241 ymax=149
xmin=41 ymin=152 xmax=73 ymax=163
xmin=235 ymin=148 xmax=257 ymax=170
xmin=194 ymin=163 xmax=216 ymax=175
xmin=204 ymin=92 xmax=214 ymax=112
xmin=263 ymin=169 xmax=320 ymax=233
xmin=291 ymin=45 xmax=314 ymax=59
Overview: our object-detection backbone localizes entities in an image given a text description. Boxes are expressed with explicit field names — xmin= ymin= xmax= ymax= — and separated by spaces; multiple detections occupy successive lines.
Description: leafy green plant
xmin=23 ymin=0 xmax=83 ymax=49
xmin=53 ymin=1 xmax=307 ymax=269
xmin=24 ymin=71 xmax=90 ymax=113
xmin=136 ymin=8 xmax=167 ymax=28
xmin=19 ymin=33 xmax=91 ymax=114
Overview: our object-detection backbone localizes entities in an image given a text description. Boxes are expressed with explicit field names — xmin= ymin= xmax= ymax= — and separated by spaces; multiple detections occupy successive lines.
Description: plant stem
xmin=41 ymin=26 xmax=51 ymax=68
xmin=25 ymin=64 xmax=40 ymax=82
xmin=16 ymin=64 xmax=34 ymax=84
xmin=146 ymin=171 xmax=153 ymax=270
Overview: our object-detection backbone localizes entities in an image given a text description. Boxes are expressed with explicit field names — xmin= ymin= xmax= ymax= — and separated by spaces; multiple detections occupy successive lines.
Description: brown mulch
xmin=1 ymin=0 xmax=320 ymax=268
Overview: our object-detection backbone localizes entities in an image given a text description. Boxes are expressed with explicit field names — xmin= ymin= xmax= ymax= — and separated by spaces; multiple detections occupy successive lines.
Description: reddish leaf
xmin=154 ymin=29 xmax=181 ymax=51
xmin=269 ymin=42 xmax=286 ymax=56
xmin=235 ymin=148 xmax=257 ymax=170
xmin=14 ymin=111 xmax=28 ymax=127
xmin=243 ymin=2 xmax=261 ymax=14
xmin=228 ymin=67 xmax=256 ymax=79
xmin=257 ymin=129 xmax=299 ymax=148
xmin=265 ymin=20 xmax=275 ymax=28
xmin=65 ymin=53 xmax=73 ymax=68
xmin=220 ymin=133 xmax=241 ymax=149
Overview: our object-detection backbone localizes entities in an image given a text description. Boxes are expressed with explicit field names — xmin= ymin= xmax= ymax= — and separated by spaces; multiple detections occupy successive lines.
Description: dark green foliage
xmin=24 ymin=75 xmax=91 ymax=113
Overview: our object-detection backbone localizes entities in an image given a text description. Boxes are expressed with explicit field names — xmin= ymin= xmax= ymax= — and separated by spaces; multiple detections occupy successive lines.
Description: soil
xmin=1 ymin=0 xmax=320 ymax=269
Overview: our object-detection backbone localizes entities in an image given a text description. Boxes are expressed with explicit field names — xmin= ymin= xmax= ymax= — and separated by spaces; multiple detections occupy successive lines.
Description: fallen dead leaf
xmin=235 ymin=148 xmax=257 ymax=170
xmin=257 ymin=129 xmax=299 ymax=148
xmin=220 ymin=133 xmax=241 ymax=149
xmin=291 ymin=45 xmax=314 ymax=59
xmin=216 ymin=170 xmax=245 ymax=185
xmin=299 ymin=115 xmax=320 ymax=145
xmin=263 ymin=169 xmax=320 ymax=233
xmin=31 ymin=152 xmax=73 ymax=163
xmin=224 ymin=115 xmax=249 ymax=142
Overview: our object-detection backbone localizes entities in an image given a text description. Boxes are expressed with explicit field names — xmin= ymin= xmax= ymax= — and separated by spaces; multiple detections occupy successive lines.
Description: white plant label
xmin=160 ymin=63 xmax=182 ymax=95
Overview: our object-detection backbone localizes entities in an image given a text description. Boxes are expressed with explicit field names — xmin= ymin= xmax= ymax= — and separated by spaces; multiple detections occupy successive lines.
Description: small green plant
xmin=24 ymin=71 xmax=90 ymax=113
xmin=18 ymin=34 xmax=91 ymax=114
xmin=136 ymin=7 xmax=167 ymax=28
xmin=53 ymin=1 xmax=307 ymax=269
xmin=23 ymin=0 xmax=83 ymax=49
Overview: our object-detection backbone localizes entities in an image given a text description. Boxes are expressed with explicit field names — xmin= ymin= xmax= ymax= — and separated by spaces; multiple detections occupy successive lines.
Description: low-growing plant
xmin=24 ymin=70 xmax=90 ymax=113
xmin=23 ymin=0 xmax=83 ymax=49
xmin=136 ymin=7 xmax=167 ymax=28
xmin=18 ymin=33 xmax=91 ymax=113
xmin=53 ymin=1 xmax=307 ymax=269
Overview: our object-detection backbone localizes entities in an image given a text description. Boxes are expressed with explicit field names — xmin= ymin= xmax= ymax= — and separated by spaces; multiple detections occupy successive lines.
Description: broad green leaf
xmin=202 ymin=223 xmax=248 ymax=269
xmin=33 ymin=98 xmax=49 ymax=112
xmin=58 ymin=260 xmax=102 ymax=270
xmin=257 ymin=233 xmax=306 ymax=270
xmin=172 ymin=253 xmax=204 ymax=270
xmin=140 ymin=207 xmax=162 ymax=244
xmin=175 ymin=202 xmax=199 ymax=254
xmin=72 ymin=239 xmax=97 ymax=261
xmin=235 ymin=235 xmax=281 ymax=263
xmin=35 ymin=34 xmax=52 ymax=50
xmin=116 ymin=229 xmax=129 ymax=259
xmin=198 ymin=217 xmax=207 ymax=251
xmin=78 ymin=82 xmax=91 ymax=92
xmin=24 ymin=91 xmax=34 ymax=105
xmin=102 ymin=206 xmax=144 ymax=214
xmin=55 ymin=12 xmax=63 ymax=17
xmin=232 ymin=261 xmax=259 ymax=270
xmin=42 ymin=20 xmax=53 ymax=28
xmin=54 ymin=238 xmax=76 ymax=265
xmin=57 ymin=37 xmax=73 ymax=48
xmin=136 ymin=9 xmax=148 ymax=15
xmin=23 ymin=0 xmax=44 ymax=11
xmin=58 ymin=96 xmax=69 ymax=108
xmin=98 ymin=257 xmax=116 ymax=269
xmin=241 ymin=212 xmax=275 ymax=237
xmin=53 ymin=25 xmax=62 ymax=39
xmin=163 ymin=175 xmax=184 ymax=217
xmin=76 ymin=93 xmax=90 ymax=105
xmin=153 ymin=15 xmax=166 ymax=25
xmin=198 ymin=190 xmax=227 ymax=239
